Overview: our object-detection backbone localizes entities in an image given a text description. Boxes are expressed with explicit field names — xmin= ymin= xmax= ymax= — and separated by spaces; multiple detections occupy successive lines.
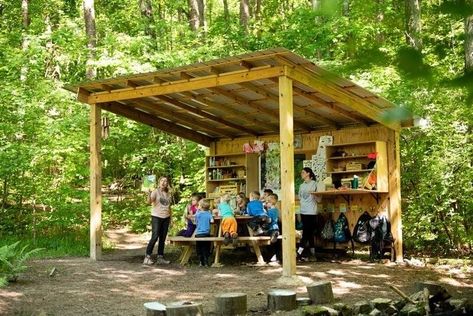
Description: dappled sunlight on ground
xmin=1 ymin=228 xmax=473 ymax=315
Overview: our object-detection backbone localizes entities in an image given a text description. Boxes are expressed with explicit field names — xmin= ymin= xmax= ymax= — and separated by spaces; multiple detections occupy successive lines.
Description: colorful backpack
xmin=321 ymin=218 xmax=335 ymax=240
xmin=333 ymin=213 xmax=351 ymax=243
xmin=353 ymin=211 xmax=373 ymax=243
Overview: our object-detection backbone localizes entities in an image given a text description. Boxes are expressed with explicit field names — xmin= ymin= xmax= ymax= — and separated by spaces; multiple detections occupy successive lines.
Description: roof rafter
xmin=101 ymin=102 xmax=213 ymax=146
xmin=88 ymin=65 xmax=285 ymax=104
xmin=155 ymin=95 xmax=259 ymax=136
xmin=124 ymin=98 xmax=235 ymax=138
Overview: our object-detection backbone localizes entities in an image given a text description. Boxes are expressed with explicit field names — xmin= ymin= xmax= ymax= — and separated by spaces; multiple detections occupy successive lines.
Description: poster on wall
xmin=260 ymin=142 xmax=281 ymax=195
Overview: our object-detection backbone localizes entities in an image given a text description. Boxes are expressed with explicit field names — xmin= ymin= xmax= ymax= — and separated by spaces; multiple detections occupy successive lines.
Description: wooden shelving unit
xmin=206 ymin=153 xmax=259 ymax=198
xmin=325 ymin=141 xmax=388 ymax=192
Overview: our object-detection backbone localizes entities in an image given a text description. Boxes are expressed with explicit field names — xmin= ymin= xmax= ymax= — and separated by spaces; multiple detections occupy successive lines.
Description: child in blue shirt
xmin=195 ymin=199 xmax=214 ymax=267
xmin=246 ymin=191 xmax=268 ymax=235
xmin=263 ymin=193 xmax=280 ymax=244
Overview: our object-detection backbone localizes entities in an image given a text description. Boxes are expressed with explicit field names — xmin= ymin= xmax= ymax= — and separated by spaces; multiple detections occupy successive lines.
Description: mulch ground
xmin=1 ymin=228 xmax=472 ymax=315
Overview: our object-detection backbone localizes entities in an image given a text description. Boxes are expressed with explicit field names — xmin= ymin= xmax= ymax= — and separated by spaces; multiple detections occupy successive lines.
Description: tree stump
xmin=166 ymin=301 xmax=203 ymax=316
xmin=215 ymin=292 xmax=247 ymax=315
xmin=144 ymin=302 xmax=166 ymax=316
xmin=306 ymin=281 xmax=334 ymax=304
xmin=267 ymin=289 xmax=297 ymax=312
xmin=414 ymin=281 xmax=446 ymax=296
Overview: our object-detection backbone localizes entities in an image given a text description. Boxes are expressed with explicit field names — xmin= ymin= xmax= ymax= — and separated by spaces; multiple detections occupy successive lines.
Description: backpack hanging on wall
xmin=333 ymin=213 xmax=351 ymax=243
xmin=369 ymin=214 xmax=393 ymax=260
xmin=353 ymin=211 xmax=373 ymax=243
xmin=321 ymin=218 xmax=335 ymax=240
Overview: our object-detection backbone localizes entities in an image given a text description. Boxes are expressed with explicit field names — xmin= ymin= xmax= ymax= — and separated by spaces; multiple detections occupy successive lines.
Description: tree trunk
xmin=83 ymin=0 xmax=97 ymax=79
xmin=465 ymin=2 xmax=473 ymax=74
xmin=405 ymin=0 xmax=422 ymax=51
xmin=197 ymin=0 xmax=205 ymax=30
xmin=1 ymin=179 xmax=7 ymax=209
xmin=140 ymin=0 xmax=156 ymax=39
xmin=255 ymin=0 xmax=261 ymax=20
xmin=240 ymin=0 xmax=250 ymax=33
xmin=188 ymin=0 xmax=199 ymax=31
xmin=20 ymin=0 xmax=29 ymax=81
xmin=223 ymin=0 xmax=229 ymax=20
xmin=311 ymin=0 xmax=321 ymax=11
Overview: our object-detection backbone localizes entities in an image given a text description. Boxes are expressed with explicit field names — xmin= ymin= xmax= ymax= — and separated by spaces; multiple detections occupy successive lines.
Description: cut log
xmin=144 ymin=301 xmax=166 ymax=316
xmin=297 ymin=297 xmax=312 ymax=307
xmin=166 ymin=301 xmax=203 ymax=316
xmin=214 ymin=292 xmax=247 ymax=315
xmin=306 ymin=281 xmax=334 ymax=304
xmin=414 ymin=281 xmax=447 ymax=296
xmin=267 ymin=289 xmax=297 ymax=311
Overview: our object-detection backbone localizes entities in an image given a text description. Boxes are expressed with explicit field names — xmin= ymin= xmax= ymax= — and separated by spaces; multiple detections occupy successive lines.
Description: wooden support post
xmin=90 ymin=104 xmax=102 ymax=260
xmin=215 ymin=292 xmax=247 ymax=315
xmin=390 ymin=131 xmax=403 ymax=262
xmin=267 ymin=289 xmax=297 ymax=312
xmin=279 ymin=73 xmax=296 ymax=277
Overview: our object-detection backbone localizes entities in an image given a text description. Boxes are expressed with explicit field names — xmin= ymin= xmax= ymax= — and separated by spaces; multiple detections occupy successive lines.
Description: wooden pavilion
xmin=68 ymin=48 xmax=405 ymax=277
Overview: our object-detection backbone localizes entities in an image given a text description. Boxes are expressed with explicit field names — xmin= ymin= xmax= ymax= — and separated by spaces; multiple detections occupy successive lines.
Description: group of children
xmin=177 ymin=189 xmax=280 ymax=267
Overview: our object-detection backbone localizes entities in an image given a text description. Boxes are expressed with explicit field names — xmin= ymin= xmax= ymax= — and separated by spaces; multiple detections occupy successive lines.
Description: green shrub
xmin=0 ymin=241 xmax=43 ymax=287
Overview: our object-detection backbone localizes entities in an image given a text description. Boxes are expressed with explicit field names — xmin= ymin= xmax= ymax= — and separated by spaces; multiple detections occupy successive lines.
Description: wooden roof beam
xmin=155 ymin=95 xmax=259 ymax=136
xmin=101 ymin=102 xmax=213 ymax=146
xmin=77 ymin=87 xmax=90 ymax=103
xmin=281 ymin=65 xmax=400 ymax=130
xmin=239 ymin=81 xmax=338 ymax=129
xmin=289 ymin=83 xmax=369 ymax=125
xmin=124 ymin=99 xmax=236 ymax=138
xmin=179 ymin=92 xmax=280 ymax=132
xmin=88 ymin=65 xmax=285 ymax=104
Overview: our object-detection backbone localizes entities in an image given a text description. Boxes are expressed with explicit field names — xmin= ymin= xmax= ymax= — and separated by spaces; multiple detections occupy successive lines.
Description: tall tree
xmin=188 ymin=0 xmax=199 ymax=31
xmin=405 ymin=0 xmax=422 ymax=51
xmin=240 ymin=0 xmax=250 ymax=33
xmin=20 ymin=0 xmax=30 ymax=81
xmin=83 ymin=0 xmax=97 ymax=79
xmin=140 ymin=0 xmax=156 ymax=39
xmin=222 ymin=0 xmax=229 ymax=20
xmin=465 ymin=1 xmax=473 ymax=74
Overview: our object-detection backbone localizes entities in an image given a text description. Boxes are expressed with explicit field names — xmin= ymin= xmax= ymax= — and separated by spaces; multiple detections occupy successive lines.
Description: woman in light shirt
xmin=298 ymin=167 xmax=320 ymax=261
xmin=143 ymin=176 xmax=173 ymax=265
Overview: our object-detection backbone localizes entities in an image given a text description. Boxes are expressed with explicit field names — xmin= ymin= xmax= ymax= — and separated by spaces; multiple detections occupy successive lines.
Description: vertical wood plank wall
xmin=90 ymin=104 xmax=102 ymax=260
xmin=212 ymin=125 xmax=403 ymax=261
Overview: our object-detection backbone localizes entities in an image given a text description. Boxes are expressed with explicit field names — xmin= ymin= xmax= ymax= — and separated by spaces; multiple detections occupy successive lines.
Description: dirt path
xmin=1 ymin=228 xmax=472 ymax=315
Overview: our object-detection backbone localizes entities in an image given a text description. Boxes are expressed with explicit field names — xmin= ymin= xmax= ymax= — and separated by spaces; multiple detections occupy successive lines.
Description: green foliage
xmin=0 ymin=0 xmax=472 ymax=258
xmin=0 ymin=242 xmax=43 ymax=287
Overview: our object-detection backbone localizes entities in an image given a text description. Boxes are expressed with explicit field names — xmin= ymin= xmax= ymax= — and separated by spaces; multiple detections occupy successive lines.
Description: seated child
xmin=235 ymin=192 xmax=248 ymax=215
xmin=195 ymin=199 xmax=214 ymax=267
xmin=218 ymin=193 xmax=238 ymax=246
xmin=260 ymin=188 xmax=273 ymax=210
xmin=246 ymin=190 xmax=268 ymax=235
xmin=177 ymin=193 xmax=201 ymax=237
xmin=263 ymin=193 xmax=280 ymax=244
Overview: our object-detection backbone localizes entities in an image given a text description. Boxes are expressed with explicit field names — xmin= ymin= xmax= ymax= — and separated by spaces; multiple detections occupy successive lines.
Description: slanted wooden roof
xmin=67 ymin=48 xmax=399 ymax=146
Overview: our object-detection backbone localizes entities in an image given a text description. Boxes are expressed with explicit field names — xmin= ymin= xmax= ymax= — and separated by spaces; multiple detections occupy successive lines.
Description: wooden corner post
xmin=279 ymin=73 xmax=296 ymax=276
xmin=390 ymin=131 xmax=403 ymax=261
xmin=90 ymin=104 xmax=102 ymax=260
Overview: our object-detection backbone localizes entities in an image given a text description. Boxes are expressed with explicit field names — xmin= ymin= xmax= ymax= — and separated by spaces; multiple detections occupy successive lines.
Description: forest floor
xmin=1 ymin=228 xmax=473 ymax=316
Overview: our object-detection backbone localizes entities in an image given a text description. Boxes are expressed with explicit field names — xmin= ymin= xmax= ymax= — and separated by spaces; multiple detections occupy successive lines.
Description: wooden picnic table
xmin=168 ymin=215 xmax=271 ymax=266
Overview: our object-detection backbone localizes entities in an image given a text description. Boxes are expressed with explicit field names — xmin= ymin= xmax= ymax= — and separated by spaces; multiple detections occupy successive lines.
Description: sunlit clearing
xmin=213 ymin=273 xmax=238 ymax=279
xmin=327 ymin=269 xmax=346 ymax=276
xmin=333 ymin=281 xmax=363 ymax=295
xmin=439 ymin=277 xmax=473 ymax=288
xmin=259 ymin=267 xmax=282 ymax=275
xmin=309 ymin=272 xmax=328 ymax=278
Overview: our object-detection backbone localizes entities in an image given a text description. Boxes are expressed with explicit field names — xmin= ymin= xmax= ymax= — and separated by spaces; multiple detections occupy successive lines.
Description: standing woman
xmin=298 ymin=167 xmax=319 ymax=261
xmin=143 ymin=176 xmax=173 ymax=265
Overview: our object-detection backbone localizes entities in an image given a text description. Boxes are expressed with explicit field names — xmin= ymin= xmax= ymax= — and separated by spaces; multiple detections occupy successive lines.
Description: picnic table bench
xmin=168 ymin=215 xmax=279 ymax=266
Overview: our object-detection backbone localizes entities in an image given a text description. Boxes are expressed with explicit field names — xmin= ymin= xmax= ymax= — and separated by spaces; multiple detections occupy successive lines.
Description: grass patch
xmin=0 ymin=230 xmax=93 ymax=258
